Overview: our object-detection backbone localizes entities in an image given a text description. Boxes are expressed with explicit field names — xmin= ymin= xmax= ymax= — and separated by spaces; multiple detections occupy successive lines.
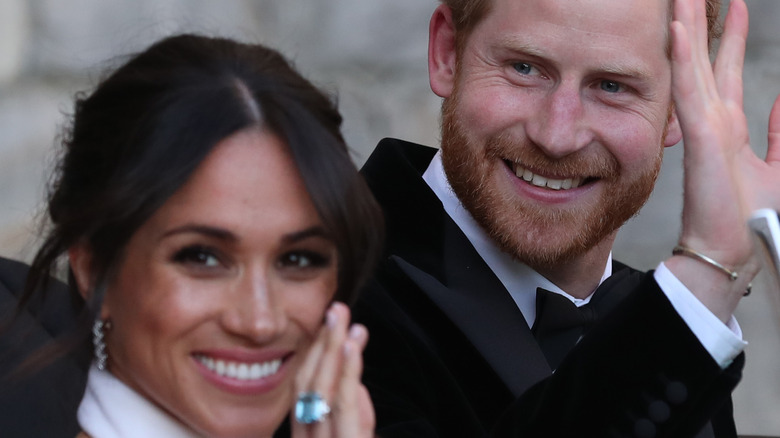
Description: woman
xmin=19 ymin=34 xmax=383 ymax=437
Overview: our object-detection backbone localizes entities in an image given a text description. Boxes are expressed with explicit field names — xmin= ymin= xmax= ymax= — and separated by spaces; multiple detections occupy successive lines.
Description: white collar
xmin=422 ymin=150 xmax=612 ymax=328
xmin=78 ymin=365 xmax=202 ymax=438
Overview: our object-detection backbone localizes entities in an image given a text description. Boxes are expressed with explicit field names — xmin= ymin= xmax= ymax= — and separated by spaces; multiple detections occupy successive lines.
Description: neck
xmin=533 ymin=235 xmax=615 ymax=299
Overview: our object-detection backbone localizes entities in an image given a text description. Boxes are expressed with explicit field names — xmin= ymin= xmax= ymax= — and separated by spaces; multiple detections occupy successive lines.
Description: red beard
xmin=439 ymin=92 xmax=663 ymax=270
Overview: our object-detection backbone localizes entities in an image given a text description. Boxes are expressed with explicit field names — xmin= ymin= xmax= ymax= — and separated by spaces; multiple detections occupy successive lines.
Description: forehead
xmin=473 ymin=0 xmax=671 ymax=60
xmin=146 ymin=128 xmax=320 ymax=238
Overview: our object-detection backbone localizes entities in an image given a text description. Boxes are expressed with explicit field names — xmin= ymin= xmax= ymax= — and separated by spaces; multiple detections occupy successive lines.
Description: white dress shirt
xmin=422 ymin=150 xmax=745 ymax=368
xmin=78 ymin=365 xmax=201 ymax=438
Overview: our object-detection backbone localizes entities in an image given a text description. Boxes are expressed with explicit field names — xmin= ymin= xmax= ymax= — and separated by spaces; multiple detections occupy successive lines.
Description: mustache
xmin=484 ymin=132 xmax=620 ymax=180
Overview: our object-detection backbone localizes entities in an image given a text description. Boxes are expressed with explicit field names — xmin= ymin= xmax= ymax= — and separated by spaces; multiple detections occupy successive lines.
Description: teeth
xmin=195 ymin=355 xmax=282 ymax=381
xmin=514 ymin=163 xmax=584 ymax=190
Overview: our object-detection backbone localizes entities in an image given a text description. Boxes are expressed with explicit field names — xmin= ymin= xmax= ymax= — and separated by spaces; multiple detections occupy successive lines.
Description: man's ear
xmin=68 ymin=243 xmax=94 ymax=301
xmin=429 ymin=4 xmax=458 ymax=98
xmin=664 ymin=105 xmax=683 ymax=147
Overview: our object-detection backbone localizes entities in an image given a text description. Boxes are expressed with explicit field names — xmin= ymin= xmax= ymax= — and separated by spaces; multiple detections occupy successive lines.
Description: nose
xmin=220 ymin=268 xmax=287 ymax=343
xmin=525 ymin=81 xmax=593 ymax=159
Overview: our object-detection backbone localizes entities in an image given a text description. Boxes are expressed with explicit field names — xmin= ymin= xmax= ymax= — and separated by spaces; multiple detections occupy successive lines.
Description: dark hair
xmin=18 ymin=34 xmax=384 ymax=361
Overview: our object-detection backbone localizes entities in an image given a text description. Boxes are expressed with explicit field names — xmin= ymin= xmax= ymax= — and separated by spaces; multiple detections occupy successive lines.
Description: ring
xmin=294 ymin=391 xmax=331 ymax=424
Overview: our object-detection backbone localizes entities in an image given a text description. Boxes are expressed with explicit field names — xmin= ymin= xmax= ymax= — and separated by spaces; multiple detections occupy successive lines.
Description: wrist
xmin=664 ymin=251 xmax=757 ymax=323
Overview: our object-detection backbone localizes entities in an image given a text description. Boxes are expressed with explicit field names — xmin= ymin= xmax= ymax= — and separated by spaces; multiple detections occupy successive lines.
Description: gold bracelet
xmin=672 ymin=245 xmax=738 ymax=280
xmin=672 ymin=245 xmax=752 ymax=296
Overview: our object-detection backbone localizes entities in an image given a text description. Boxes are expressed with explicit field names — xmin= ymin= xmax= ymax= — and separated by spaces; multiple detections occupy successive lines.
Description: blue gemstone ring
xmin=294 ymin=391 xmax=331 ymax=424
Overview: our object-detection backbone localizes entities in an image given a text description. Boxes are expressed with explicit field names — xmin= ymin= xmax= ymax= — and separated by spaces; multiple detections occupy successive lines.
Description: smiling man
xmin=354 ymin=0 xmax=780 ymax=436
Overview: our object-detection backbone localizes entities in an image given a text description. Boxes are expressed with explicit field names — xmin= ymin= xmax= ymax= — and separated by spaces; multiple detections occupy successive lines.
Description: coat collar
xmin=362 ymin=138 xmax=551 ymax=396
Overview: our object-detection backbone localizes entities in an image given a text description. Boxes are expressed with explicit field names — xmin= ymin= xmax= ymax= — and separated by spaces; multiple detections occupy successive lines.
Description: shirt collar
xmin=422 ymin=150 xmax=612 ymax=327
xmin=78 ymin=365 xmax=203 ymax=438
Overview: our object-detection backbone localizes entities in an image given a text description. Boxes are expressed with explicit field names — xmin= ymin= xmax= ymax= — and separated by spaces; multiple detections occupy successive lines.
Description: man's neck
xmin=532 ymin=236 xmax=616 ymax=299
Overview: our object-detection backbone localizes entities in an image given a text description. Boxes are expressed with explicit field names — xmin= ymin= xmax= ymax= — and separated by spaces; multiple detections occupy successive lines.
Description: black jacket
xmin=354 ymin=138 xmax=742 ymax=437
xmin=0 ymin=256 xmax=89 ymax=438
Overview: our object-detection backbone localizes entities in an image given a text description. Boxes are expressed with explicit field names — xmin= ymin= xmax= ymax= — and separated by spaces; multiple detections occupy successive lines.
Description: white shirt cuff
xmin=654 ymin=262 xmax=746 ymax=369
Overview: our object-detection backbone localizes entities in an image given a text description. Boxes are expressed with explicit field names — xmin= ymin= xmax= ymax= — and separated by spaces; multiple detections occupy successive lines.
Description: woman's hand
xmin=290 ymin=302 xmax=375 ymax=438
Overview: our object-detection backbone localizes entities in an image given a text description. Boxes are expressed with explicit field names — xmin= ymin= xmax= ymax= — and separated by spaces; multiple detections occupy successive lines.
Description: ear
xmin=68 ymin=243 xmax=94 ymax=301
xmin=70 ymin=244 xmax=112 ymax=320
xmin=429 ymin=4 xmax=458 ymax=98
xmin=663 ymin=105 xmax=683 ymax=147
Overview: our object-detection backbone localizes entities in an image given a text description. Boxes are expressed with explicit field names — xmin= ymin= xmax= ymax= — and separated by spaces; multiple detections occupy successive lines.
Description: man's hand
xmin=666 ymin=0 xmax=779 ymax=322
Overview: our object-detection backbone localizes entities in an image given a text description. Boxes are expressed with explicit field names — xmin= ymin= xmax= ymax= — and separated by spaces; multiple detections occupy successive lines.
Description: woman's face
xmin=100 ymin=128 xmax=338 ymax=437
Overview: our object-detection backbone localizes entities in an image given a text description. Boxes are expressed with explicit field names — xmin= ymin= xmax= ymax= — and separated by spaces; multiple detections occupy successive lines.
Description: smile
xmin=194 ymin=354 xmax=282 ymax=381
xmin=510 ymin=161 xmax=586 ymax=191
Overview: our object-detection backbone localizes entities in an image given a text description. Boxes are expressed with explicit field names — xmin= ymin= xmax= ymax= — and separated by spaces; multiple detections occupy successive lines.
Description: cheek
xmin=455 ymin=83 xmax=536 ymax=138
xmin=107 ymin=260 xmax=209 ymax=346
xmin=284 ymin=275 xmax=338 ymax=337
xmin=596 ymin=114 xmax=666 ymax=171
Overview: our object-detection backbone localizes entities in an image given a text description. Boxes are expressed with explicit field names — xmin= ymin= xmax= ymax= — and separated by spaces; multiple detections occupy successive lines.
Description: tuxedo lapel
xmin=363 ymin=138 xmax=550 ymax=397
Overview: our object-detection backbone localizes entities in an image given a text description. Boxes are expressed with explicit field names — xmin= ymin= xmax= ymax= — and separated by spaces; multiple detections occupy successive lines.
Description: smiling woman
xmin=17 ymin=34 xmax=383 ymax=438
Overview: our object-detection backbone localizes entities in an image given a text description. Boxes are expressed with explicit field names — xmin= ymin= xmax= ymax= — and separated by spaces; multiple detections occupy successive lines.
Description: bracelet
xmin=672 ymin=245 xmax=752 ymax=296
xmin=672 ymin=245 xmax=738 ymax=280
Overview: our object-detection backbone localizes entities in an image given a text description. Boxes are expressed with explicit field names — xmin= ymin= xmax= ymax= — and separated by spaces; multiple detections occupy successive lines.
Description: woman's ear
xmin=68 ymin=243 xmax=93 ymax=301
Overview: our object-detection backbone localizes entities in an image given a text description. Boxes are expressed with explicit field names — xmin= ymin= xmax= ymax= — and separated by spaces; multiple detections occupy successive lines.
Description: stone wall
xmin=0 ymin=0 xmax=778 ymax=434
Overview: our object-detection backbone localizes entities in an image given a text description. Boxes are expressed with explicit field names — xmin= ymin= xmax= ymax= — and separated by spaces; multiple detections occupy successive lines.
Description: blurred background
xmin=0 ymin=0 xmax=777 ymax=434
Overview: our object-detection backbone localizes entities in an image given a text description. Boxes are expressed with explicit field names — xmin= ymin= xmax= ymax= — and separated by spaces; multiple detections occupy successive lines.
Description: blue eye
xmin=600 ymin=80 xmax=622 ymax=93
xmin=513 ymin=62 xmax=534 ymax=75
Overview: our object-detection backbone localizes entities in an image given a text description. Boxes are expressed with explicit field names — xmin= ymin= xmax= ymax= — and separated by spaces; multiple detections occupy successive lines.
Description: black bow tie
xmin=530 ymin=266 xmax=642 ymax=371
xmin=531 ymin=288 xmax=598 ymax=371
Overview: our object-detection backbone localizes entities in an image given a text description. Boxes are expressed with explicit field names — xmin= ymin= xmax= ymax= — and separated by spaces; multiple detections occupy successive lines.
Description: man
xmin=0 ymin=256 xmax=89 ymax=437
xmin=354 ymin=0 xmax=779 ymax=436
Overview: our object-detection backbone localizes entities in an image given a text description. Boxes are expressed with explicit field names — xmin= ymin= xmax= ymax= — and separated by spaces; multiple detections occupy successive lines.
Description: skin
xmin=429 ymin=0 xmax=683 ymax=297
xmin=71 ymin=127 xmax=366 ymax=437
xmin=431 ymin=0 xmax=780 ymax=322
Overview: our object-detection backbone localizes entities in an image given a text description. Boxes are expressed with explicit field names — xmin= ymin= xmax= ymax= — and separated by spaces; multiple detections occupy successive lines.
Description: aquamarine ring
xmin=295 ymin=391 xmax=331 ymax=424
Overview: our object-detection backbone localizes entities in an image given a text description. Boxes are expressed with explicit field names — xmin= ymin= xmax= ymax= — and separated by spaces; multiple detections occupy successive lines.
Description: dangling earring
xmin=92 ymin=319 xmax=111 ymax=371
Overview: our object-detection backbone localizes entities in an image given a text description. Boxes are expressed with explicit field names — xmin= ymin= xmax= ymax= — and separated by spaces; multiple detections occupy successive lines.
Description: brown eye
xmin=173 ymin=246 xmax=221 ymax=268
xmin=277 ymin=251 xmax=330 ymax=269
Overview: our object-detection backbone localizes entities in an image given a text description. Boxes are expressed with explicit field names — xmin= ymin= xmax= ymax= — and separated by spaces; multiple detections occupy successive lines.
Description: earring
xmin=92 ymin=319 xmax=111 ymax=371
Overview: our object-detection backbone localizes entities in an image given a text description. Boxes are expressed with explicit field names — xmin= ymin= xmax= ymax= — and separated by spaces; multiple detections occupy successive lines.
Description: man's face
xmin=436 ymin=0 xmax=681 ymax=269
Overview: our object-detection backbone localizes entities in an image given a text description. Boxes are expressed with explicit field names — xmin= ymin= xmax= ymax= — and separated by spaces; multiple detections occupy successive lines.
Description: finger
xmin=691 ymin=0 xmax=708 ymax=57
xmin=308 ymin=303 xmax=350 ymax=438
xmin=713 ymin=0 xmax=748 ymax=107
xmin=294 ymin=305 xmax=336 ymax=392
xmin=767 ymin=94 xmax=780 ymax=164
xmin=334 ymin=324 xmax=373 ymax=437
xmin=310 ymin=302 xmax=350 ymax=399
xmin=674 ymin=0 xmax=718 ymax=103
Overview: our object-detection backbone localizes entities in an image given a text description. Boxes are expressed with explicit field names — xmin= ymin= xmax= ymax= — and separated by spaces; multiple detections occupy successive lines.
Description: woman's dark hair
xmin=18 ymin=34 xmax=384 ymax=359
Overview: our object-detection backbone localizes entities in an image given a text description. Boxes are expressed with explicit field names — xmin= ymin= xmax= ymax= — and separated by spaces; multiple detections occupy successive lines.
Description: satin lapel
xmin=391 ymin=220 xmax=551 ymax=397
xmin=363 ymin=139 xmax=551 ymax=397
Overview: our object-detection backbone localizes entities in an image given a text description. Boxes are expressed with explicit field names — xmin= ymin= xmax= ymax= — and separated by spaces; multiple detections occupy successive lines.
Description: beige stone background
xmin=0 ymin=0 xmax=777 ymax=435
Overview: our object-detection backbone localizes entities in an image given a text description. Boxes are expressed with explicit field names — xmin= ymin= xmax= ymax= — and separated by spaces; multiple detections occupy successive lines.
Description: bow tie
xmin=531 ymin=288 xmax=598 ymax=371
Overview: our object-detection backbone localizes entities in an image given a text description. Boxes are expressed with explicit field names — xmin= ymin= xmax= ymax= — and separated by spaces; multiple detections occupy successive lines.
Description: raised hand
xmin=666 ymin=0 xmax=770 ymax=320
xmin=290 ymin=302 xmax=375 ymax=438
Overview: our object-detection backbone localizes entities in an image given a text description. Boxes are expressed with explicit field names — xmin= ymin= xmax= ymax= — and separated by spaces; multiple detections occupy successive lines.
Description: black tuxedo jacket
xmin=0 ymin=256 xmax=89 ymax=437
xmin=354 ymin=138 xmax=743 ymax=437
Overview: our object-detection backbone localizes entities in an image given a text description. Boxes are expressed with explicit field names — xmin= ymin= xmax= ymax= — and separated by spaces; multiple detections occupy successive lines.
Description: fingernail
xmin=326 ymin=307 xmax=337 ymax=328
xmin=349 ymin=324 xmax=363 ymax=339
xmin=343 ymin=342 xmax=352 ymax=356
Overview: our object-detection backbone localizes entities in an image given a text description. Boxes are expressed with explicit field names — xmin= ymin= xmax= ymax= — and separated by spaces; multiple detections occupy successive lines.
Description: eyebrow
xmin=160 ymin=224 xmax=331 ymax=244
xmin=281 ymin=226 xmax=332 ymax=244
xmin=497 ymin=36 xmax=654 ymax=82
xmin=161 ymin=224 xmax=238 ymax=242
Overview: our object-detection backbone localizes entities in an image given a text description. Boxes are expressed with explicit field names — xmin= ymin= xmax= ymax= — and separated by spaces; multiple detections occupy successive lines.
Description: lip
xmin=192 ymin=348 xmax=293 ymax=396
xmin=500 ymin=160 xmax=597 ymax=204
